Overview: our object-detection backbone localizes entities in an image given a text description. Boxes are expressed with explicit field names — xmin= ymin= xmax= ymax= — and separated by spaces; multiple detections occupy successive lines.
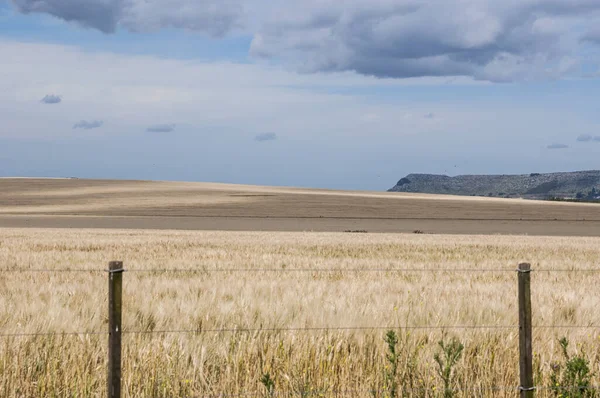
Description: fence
xmin=2 ymin=262 xmax=600 ymax=397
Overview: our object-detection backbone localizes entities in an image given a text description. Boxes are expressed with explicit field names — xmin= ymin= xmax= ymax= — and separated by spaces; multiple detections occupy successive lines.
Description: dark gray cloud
xmin=73 ymin=120 xmax=103 ymax=129
xmin=146 ymin=124 xmax=176 ymax=133
xmin=250 ymin=0 xmax=600 ymax=82
xmin=11 ymin=0 xmax=243 ymax=36
xmin=255 ymin=132 xmax=277 ymax=142
xmin=576 ymin=134 xmax=600 ymax=143
xmin=582 ymin=28 xmax=600 ymax=44
xmin=547 ymin=143 xmax=569 ymax=149
xmin=11 ymin=0 xmax=600 ymax=82
xmin=41 ymin=94 xmax=61 ymax=104
xmin=13 ymin=0 xmax=121 ymax=33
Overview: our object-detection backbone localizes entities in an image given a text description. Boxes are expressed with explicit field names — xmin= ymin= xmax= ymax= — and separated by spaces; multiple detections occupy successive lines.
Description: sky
xmin=1 ymin=0 xmax=600 ymax=191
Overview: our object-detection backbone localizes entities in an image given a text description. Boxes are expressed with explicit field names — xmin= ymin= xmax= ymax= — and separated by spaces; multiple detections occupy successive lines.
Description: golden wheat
xmin=1 ymin=228 xmax=600 ymax=397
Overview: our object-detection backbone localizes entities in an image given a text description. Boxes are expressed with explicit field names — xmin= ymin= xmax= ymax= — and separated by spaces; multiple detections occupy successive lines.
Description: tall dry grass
xmin=1 ymin=228 xmax=600 ymax=397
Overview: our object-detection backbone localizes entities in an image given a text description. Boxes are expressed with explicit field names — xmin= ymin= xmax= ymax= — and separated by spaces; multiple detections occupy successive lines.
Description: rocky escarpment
xmin=388 ymin=170 xmax=600 ymax=199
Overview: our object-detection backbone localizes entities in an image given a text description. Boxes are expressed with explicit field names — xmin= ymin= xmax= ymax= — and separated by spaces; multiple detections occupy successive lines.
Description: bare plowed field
xmin=1 ymin=178 xmax=598 ymax=235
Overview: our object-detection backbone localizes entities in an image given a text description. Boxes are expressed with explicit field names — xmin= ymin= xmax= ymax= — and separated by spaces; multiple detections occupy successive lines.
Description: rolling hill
xmin=388 ymin=170 xmax=600 ymax=200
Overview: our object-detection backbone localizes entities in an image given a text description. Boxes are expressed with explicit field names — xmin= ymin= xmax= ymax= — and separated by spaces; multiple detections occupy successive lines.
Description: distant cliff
xmin=388 ymin=170 xmax=600 ymax=200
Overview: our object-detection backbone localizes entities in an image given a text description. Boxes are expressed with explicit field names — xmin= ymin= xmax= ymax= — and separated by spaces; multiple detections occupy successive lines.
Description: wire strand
xmin=125 ymin=268 xmax=514 ymax=273
xmin=122 ymin=325 xmax=518 ymax=335
xmin=3 ymin=324 xmax=598 ymax=338
xmin=0 ymin=269 xmax=105 ymax=273
xmin=1 ymin=268 xmax=599 ymax=273
xmin=121 ymin=268 xmax=600 ymax=273
xmin=121 ymin=324 xmax=600 ymax=335
xmin=0 ymin=331 xmax=107 ymax=338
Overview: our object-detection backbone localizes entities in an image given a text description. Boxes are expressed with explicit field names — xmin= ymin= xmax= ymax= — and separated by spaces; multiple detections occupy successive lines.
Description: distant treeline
xmin=547 ymin=188 xmax=599 ymax=203
xmin=547 ymin=197 xmax=600 ymax=204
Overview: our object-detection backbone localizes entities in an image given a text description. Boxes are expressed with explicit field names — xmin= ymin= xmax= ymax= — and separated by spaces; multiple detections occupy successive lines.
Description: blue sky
xmin=1 ymin=0 xmax=600 ymax=190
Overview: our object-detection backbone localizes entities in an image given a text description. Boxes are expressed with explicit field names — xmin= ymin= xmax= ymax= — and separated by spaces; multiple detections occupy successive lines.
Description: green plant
xmin=549 ymin=337 xmax=595 ymax=397
xmin=433 ymin=336 xmax=464 ymax=398
xmin=384 ymin=330 xmax=399 ymax=398
xmin=260 ymin=373 xmax=275 ymax=397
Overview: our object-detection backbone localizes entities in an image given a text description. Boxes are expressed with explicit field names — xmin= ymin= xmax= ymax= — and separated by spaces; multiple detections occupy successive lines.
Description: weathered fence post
xmin=518 ymin=262 xmax=534 ymax=398
xmin=108 ymin=261 xmax=124 ymax=398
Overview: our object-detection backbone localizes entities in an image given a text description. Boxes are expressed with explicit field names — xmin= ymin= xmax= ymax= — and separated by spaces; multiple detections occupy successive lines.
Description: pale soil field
xmin=1 ymin=178 xmax=600 ymax=235
xmin=1 ymin=229 xmax=600 ymax=397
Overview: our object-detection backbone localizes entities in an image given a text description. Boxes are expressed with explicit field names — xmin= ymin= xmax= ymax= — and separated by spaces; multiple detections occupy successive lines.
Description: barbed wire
xmin=122 ymin=325 xmax=517 ymax=335
xmin=531 ymin=269 xmax=600 ymax=272
xmin=1 ymin=267 xmax=599 ymax=273
xmin=0 ymin=269 xmax=105 ymax=273
xmin=2 ymin=259 xmax=600 ymax=393
xmin=0 ymin=331 xmax=107 ymax=337
xmin=125 ymin=267 xmax=515 ymax=273
xmin=123 ymin=324 xmax=600 ymax=335
xmin=5 ymin=323 xmax=600 ymax=339
xmin=127 ymin=268 xmax=600 ymax=273
xmin=534 ymin=325 xmax=600 ymax=329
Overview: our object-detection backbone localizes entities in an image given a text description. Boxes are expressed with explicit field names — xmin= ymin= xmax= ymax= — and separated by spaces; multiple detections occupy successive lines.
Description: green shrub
xmin=549 ymin=337 xmax=595 ymax=397
xmin=384 ymin=330 xmax=399 ymax=397
xmin=260 ymin=373 xmax=275 ymax=397
xmin=434 ymin=336 xmax=464 ymax=398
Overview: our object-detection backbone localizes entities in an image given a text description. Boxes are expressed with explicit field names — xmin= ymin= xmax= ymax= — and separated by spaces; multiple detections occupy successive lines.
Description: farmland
xmin=1 ymin=179 xmax=600 ymax=396
xmin=0 ymin=178 xmax=599 ymax=235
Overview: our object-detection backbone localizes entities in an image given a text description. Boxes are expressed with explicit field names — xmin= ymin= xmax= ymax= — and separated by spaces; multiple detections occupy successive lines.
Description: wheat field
xmin=1 ymin=228 xmax=600 ymax=397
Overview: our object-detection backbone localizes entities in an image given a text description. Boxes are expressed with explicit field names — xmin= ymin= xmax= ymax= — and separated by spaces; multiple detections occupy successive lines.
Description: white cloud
xmin=9 ymin=0 xmax=600 ymax=82
xmin=2 ymin=39 xmax=491 ymax=142
xmin=0 ymin=37 xmax=598 ymax=169
xmin=2 ymin=38 xmax=600 ymax=186
xmin=120 ymin=0 xmax=243 ymax=36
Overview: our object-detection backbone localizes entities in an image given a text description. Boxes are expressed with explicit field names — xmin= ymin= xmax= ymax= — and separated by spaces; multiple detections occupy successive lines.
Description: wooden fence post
xmin=518 ymin=262 xmax=534 ymax=398
xmin=108 ymin=261 xmax=124 ymax=398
